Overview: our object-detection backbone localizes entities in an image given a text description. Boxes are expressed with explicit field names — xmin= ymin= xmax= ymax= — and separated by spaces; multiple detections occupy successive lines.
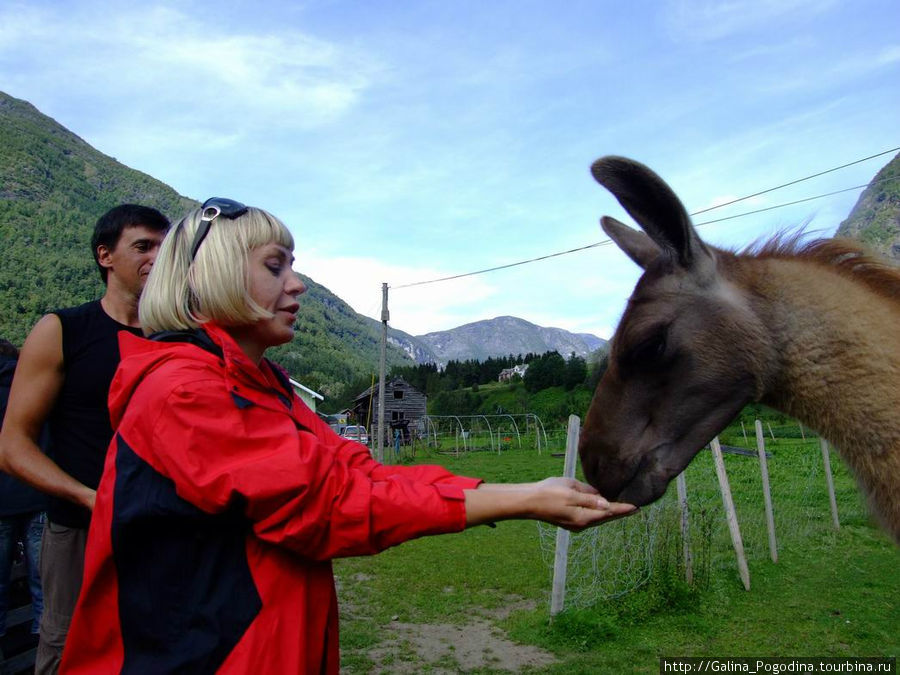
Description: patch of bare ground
xmin=342 ymin=591 xmax=557 ymax=673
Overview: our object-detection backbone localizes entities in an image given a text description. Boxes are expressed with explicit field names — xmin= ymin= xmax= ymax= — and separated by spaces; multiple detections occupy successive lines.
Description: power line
xmin=392 ymin=240 xmax=615 ymax=290
xmin=391 ymin=147 xmax=899 ymax=290
xmin=391 ymin=178 xmax=890 ymax=289
xmin=689 ymin=146 xmax=899 ymax=215
xmin=694 ymin=177 xmax=895 ymax=227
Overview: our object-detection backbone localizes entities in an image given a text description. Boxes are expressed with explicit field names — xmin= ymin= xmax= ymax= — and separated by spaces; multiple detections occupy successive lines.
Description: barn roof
xmin=352 ymin=376 xmax=421 ymax=403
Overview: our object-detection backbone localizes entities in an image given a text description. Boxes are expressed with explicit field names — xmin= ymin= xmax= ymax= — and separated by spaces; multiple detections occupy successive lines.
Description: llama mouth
xmin=614 ymin=453 xmax=662 ymax=506
xmin=582 ymin=450 xmax=650 ymax=505
xmin=614 ymin=443 xmax=686 ymax=506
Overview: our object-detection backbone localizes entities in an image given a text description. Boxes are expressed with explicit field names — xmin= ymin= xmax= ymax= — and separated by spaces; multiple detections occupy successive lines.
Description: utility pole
xmin=377 ymin=283 xmax=388 ymax=462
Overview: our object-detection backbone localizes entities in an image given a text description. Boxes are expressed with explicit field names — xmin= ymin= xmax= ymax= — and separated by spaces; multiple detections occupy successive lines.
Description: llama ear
xmin=591 ymin=156 xmax=711 ymax=271
xmin=600 ymin=216 xmax=661 ymax=270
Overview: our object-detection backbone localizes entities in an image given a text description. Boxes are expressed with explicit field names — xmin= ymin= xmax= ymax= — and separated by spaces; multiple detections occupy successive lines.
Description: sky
xmin=1 ymin=0 xmax=898 ymax=339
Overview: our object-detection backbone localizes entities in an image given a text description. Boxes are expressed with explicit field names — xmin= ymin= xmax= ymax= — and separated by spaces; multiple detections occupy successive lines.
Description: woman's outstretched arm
xmin=464 ymin=477 xmax=637 ymax=532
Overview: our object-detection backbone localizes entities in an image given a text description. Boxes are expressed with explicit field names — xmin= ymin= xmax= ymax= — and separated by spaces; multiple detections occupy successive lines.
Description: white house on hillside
xmin=498 ymin=363 xmax=528 ymax=382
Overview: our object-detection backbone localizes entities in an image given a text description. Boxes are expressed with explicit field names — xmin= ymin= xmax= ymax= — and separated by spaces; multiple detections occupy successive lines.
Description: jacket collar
xmin=150 ymin=322 xmax=295 ymax=413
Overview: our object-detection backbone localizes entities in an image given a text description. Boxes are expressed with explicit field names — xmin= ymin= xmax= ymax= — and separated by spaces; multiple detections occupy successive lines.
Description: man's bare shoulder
xmin=19 ymin=313 xmax=64 ymax=371
xmin=1 ymin=314 xmax=66 ymax=443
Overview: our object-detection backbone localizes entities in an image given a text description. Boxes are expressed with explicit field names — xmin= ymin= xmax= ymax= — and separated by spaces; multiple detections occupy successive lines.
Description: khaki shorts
xmin=35 ymin=521 xmax=87 ymax=675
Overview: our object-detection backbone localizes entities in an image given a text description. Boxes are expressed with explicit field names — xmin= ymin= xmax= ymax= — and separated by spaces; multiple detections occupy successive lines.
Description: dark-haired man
xmin=0 ymin=204 xmax=169 ymax=674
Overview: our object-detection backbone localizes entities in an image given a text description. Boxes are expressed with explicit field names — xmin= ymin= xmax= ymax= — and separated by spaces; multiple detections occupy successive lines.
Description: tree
xmin=586 ymin=351 xmax=610 ymax=390
xmin=524 ymin=351 xmax=566 ymax=392
xmin=564 ymin=354 xmax=588 ymax=390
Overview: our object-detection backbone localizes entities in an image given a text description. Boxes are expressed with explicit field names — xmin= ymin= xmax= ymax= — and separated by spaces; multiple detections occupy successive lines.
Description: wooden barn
xmin=352 ymin=376 xmax=426 ymax=445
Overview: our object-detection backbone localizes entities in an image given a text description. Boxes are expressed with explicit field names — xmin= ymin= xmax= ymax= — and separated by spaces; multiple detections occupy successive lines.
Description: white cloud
xmin=298 ymin=251 xmax=499 ymax=335
xmin=829 ymin=45 xmax=900 ymax=80
xmin=297 ymin=241 xmax=636 ymax=339
xmin=876 ymin=45 xmax=900 ymax=66
xmin=0 ymin=3 xmax=377 ymax=141
xmin=663 ymin=0 xmax=837 ymax=42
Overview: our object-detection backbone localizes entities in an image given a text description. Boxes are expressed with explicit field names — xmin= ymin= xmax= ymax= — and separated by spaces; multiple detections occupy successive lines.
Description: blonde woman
xmin=60 ymin=199 xmax=635 ymax=674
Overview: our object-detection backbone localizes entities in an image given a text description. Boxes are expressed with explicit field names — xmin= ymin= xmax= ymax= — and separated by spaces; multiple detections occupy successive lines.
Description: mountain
xmin=0 ymin=90 xmax=414 ymax=404
xmin=409 ymin=315 xmax=608 ymax=365
xmin=0 ymin=91 xmax=196 ymax=345
xmin=386 ymin=327 xmax=441 ymax=364
xmin=835 ymin=151 xmax=900 ymax=263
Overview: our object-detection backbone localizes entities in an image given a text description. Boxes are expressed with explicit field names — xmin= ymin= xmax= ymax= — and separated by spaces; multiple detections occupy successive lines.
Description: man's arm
xmin=0 ymin=314 xmax=95 ymax=511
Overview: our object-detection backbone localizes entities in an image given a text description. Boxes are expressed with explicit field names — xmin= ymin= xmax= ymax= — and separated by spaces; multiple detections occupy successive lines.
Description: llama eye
xmin=624 ymin=329 xmax=668 ymax=368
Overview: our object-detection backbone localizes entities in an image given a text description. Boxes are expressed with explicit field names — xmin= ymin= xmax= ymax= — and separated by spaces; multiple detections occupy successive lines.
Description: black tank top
xmin=46 ymin=300 xmax=142 ymax=528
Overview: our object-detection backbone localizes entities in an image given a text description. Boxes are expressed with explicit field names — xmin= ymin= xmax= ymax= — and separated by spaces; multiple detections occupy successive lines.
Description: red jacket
xmin=60 ymin=323 xmax=480 ymax=674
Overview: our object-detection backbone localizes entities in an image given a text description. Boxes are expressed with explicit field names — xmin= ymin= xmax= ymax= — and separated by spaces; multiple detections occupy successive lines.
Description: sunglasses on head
xmin=189 ymin=197 xmax=250 ymax=261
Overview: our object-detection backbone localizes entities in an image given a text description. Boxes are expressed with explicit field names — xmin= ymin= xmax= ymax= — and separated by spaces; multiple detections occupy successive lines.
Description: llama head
xmin=579 ymin=157 xmax=772 ymax=505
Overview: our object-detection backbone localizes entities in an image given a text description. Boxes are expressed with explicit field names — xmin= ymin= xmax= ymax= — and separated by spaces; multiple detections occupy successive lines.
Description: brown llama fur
xmin=745 ymin=235 xmax=900 ymax=300
xmin=730 ymin=240 xmax=900 ymax=541
xmin=579 ymin=156 xmax=900 ymax=545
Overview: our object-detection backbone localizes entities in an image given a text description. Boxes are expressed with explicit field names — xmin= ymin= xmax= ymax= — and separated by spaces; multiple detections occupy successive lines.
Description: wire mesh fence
xmin=412 ymin=414 xmax=560 ymax=455
xmin=538 ymin=424 xmax=869 ymax=611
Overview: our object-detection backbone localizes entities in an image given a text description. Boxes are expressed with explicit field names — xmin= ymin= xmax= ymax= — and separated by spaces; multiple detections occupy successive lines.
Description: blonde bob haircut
xmin=140 ymin=205 xmax=294 ymax=335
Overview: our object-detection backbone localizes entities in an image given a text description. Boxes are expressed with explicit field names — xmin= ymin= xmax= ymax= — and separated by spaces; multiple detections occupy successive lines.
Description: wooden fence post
xmin=820 ymin=438 xmax=840 ymax=530
xmin=711 ymin=437 xmax=751 ymax=590
xmin=755 ymin=421 xmax=778 ymax=563
xmin=676 ymin=472 xmax=693 ymax=585
xmin=550 ymin=415 xmax=580 ymax=616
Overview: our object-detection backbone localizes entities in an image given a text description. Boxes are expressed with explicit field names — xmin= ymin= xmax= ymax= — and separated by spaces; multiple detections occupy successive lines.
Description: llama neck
xmin=741 ymin=257 xmax=900 ymax=541
xmin=741 ymin=257 xmax=899 ymax=441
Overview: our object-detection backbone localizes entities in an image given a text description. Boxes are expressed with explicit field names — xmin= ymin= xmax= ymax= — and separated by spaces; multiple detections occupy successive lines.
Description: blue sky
xmin=1 ymin=0 xmax=898 ymax=338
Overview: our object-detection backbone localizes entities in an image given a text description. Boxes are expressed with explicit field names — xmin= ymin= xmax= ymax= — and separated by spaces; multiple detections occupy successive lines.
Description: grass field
xmin=334 ymin=420 xmax=899 ymax=673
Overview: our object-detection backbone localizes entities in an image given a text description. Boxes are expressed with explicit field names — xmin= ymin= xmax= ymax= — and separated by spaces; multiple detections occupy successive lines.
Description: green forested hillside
xmin=0 ymin=91 xmax=197 ymax=343
xmin=836 ymin=151 xmax=900 ymax=262
xmin=0 ymin=90 xmax=412 ymax=407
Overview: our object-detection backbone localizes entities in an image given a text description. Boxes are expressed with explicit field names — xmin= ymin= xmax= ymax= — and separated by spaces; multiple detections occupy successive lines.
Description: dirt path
xmin=365 ymin=615 xmax=557 ymax=673
xmin=338 ymin=581 xmax=557 ymax=673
